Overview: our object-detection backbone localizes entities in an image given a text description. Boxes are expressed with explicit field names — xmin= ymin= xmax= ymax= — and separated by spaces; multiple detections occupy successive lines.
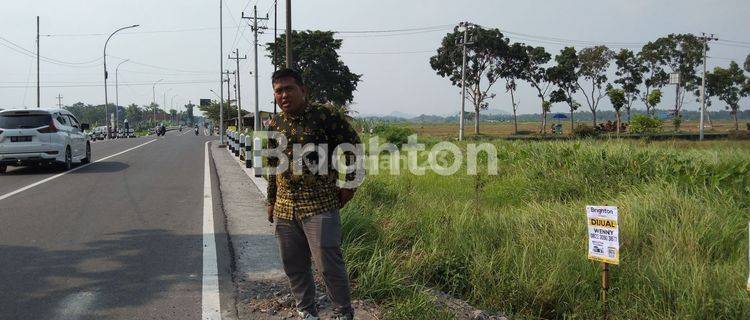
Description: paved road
xmin=0 ymin=130 xmax=233 ymax=320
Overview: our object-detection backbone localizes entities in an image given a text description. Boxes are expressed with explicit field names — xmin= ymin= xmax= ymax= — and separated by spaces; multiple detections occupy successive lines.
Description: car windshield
xmin=0 ymin=114 xmax=51 ymax=129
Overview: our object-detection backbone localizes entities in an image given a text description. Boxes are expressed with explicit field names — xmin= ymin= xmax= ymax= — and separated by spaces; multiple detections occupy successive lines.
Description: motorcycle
xmin=194 ymin=127 xmax=199 ymax=136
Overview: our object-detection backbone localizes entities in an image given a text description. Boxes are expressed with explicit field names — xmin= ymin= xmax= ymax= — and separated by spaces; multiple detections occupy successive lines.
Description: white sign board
xmin=669 ymin=73 xmax=681 ymax=85
xmin=587 ymin=206 xmax=620 ymax=265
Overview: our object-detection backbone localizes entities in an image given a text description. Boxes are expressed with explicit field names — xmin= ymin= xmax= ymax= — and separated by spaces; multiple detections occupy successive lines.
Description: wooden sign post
xmin=587 ymin=206 xmax=619 ymax=319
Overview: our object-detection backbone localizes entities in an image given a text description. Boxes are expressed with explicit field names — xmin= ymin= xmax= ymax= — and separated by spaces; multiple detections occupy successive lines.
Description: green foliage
xmin=606 ymin=87 xmax=626 ymax=112
xmin=343 ymin=140 xmax=750 ymax=319
xmin=629 ymin=114 xmax=663 ymax=134
xmin=430 ymin=24 xmax=510 ymax=133
xmin=572 ymin=123 xmax=598 ymax=137
xmin=372 ymin=123 xmax=415 ymax=147
xmin=266 ymin=30 xmax=361 ymax=106
xmin=647 ymin=89 xmax=663 ymax=108
xmin=197 ymin=100 xmax=247 ymax=124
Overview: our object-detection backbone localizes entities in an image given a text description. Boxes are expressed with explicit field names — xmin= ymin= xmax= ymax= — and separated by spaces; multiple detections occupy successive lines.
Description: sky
xmin=1 ymin=0 xmax=749 ymax=117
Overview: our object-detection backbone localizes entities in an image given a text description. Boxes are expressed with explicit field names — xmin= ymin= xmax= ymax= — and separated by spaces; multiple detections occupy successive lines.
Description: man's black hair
xmin=271 ymin=68 xmax=304 ymax=87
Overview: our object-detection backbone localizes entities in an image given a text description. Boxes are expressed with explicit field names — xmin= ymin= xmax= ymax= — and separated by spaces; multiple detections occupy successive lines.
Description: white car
xmin=0 ymin=108 xmax=91 ymax=173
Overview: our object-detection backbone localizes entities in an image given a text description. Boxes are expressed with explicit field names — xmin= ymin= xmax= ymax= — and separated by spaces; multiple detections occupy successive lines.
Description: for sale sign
xmin=587 ymin=206 xmax=620 ymax=265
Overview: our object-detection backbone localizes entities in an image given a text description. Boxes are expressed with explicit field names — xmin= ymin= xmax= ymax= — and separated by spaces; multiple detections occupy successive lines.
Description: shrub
xmin=373 ymin=124 xmax=415 ymax=147
xmin=572 ymin=123 xmax=598 ymax=138
xmin=630 ymin=114 xmax=663 ymax=134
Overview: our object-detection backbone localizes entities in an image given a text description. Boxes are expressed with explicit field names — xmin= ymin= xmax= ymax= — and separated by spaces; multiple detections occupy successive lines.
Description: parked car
xmin=91 ymin=126 xmax=107 ymax=140
xmin=0 ymin=108 xmax=91 ymax=173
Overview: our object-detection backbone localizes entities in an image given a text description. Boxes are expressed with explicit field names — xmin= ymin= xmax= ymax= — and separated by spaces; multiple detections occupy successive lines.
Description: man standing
xmin=266 ymin=68 xmax=361 ymax=320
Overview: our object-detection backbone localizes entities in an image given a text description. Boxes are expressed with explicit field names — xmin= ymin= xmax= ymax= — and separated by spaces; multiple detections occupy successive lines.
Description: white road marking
xmin=0 ymin=139 xmax=157 ymax=202
xmin=202 ymin=141 xmax=221 ymax=319
xmin=51 ymin=291 xmax=96 ymax=320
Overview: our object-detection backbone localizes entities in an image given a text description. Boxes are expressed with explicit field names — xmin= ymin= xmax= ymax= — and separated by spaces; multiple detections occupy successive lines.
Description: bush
xmin=630 ymin=114 xmax=663 ymax=134
xmin=373 ymin=124 xmax=415 ymax=147
xmin=572 ymin=123 xmax=598 ymax=138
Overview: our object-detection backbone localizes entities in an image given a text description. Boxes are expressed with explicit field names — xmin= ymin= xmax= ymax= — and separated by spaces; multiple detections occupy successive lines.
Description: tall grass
xmin=341 ymin=140 xmax=750 ymax=319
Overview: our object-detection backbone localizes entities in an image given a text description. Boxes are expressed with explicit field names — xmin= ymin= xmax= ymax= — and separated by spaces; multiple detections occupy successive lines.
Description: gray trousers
xmin=275 ymin=209 xmax=353 ymax=316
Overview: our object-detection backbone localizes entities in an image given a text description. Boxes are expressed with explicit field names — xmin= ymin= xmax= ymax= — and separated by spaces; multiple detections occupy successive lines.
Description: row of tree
xmin=430 ymin=25 xmax=750 ymax=133
xmin=65 ymin=102 xmax=195 ymax=129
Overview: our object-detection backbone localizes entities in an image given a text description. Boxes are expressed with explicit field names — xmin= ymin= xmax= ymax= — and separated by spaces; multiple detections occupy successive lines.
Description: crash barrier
xmin=225 ymin=130 xmax=261 ymax=177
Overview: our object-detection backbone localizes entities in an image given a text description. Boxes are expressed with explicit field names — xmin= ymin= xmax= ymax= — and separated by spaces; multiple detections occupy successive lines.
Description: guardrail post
xmin=239 ymin=134 xmax=246 ymax=159
xmin=253 ymin=136 xmax=262 ymax=177
xmin=245 ymin=134 xmax=252 ymax=168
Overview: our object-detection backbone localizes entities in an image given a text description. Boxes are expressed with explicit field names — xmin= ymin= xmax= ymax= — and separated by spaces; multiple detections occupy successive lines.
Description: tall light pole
xmin=104 ymin=24 xmax=139 ymax=139
xmin=152 ymin=79 xmax=163 ymax=124
xmin=219 ymin=0 xmax=225 ymax=145
xmin=115 ymin=59 xmax=129 ymax=134
xmin=285 ymin=0 xmax=292 ymax=67
xmin=171 ymin=94 xmax=178 ymax=123
xmin=699 ymin=33 xmax=717 ymax=141
xmin=163 ymin=88 xmax=172 ymax=122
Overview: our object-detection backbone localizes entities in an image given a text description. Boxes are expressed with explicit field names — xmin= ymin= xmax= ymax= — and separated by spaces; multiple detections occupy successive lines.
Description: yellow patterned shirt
xmin=266 ymin=103 xmax=361 ymax=221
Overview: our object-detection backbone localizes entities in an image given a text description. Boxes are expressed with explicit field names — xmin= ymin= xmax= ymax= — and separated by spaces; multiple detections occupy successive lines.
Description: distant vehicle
xmin=91 ymin=126 xmax=107 ymax=140
xmin=0 ymin=108 xmax=91 ymax=173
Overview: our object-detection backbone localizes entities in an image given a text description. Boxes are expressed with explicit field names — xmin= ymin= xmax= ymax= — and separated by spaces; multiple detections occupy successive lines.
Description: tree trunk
xmin=474 ymin=88 xmax=480 ymax=135
xmin=513 ymin=108 xmax=518 ymax=134
xmin=616 ymin=111 xmax=621 ymax=137
xmin=541 ymin=102 xmax=547 ymax=134
xmin=592 ymin=109 xmax=597 ymax=127
xmin=734 ymin=111 xmax=739 ymax=131
xmin=570 ymin=108 xmax=575 ymax=133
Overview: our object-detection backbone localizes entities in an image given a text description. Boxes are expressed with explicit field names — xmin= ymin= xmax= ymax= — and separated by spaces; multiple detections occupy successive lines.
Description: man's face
xmin=273 ymin=77 xmax=307 ymax=114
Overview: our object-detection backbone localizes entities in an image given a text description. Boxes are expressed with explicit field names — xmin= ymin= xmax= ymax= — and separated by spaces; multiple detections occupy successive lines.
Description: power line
xmin=0 ymin=80 xmax=215 ymax=89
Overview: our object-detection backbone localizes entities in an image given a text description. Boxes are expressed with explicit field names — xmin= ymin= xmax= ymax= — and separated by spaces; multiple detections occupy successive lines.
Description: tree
xmin=430 ymin=24 xmax=509 ymax=135
xmin=197 ymin=100 xmax=248 ymax=125
xmin=124 ymin=104 xmax=143 ymax=126
xmin=184 ymin=102 xmax=195 ymax=124
xmin=614 ymin=49 xmax=644 ymax=122
xmin=650 ymin=34 xmax=704 ymax=127
xmin=706 ymin=61 xmax=748 ymax=130
xmin=266 ymin=30 xmax=361 ymax=106
xmin=638 ymin=42 xmax=669 ymax=115
xmin=548 ymin=47 xmax=580 ymax=131
xmin=519 ymin=45 xmax=552 ymax=133
xmin=606 ymin=86 xmax=626 ymax=135
xmin=498 ymin=42 xmax=529 ymax=134
xmin=647 ymin=89 xmax=662 ymax=111
xmin=576 ymin=45 xmax=615 ymax=126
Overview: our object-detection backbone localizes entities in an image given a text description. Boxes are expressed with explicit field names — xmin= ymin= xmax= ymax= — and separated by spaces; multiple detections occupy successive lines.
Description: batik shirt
xmin=267 ymin=103 xmax=362 ymax=221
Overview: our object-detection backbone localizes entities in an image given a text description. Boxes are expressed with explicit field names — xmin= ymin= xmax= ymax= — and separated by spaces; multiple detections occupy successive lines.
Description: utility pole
xmin=223 ymin=70 xmax=235 ymax=128
xmin=243 ymin=6 xmax=268 ymax=132
xmin=228 ymin=49 xmax=247 ymax=132
xmin=285 ymin=0 xmax=292 ymax=67
xmin=699 ymin=32 xmax=718 ymax=141
xmin=36 ymin=16 xmax=40 ymax=109
xmin=456 ymin=22 xmax=474 ymax=141
xmin=274 ymin=0 xmax=278 ymax=114
xmin=56 ymin=94 xmax=63 ymax=108
xmin=219 ymin=0 xmax=225 ymax=145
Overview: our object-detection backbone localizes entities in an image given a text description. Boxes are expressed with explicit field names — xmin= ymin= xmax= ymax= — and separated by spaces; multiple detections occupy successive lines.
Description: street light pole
xmin=104 ymin=24 xmax=139 ymax=139
xmin=115 ymin=59 xmax=129 ymax=134
xmin=219 ymin=0 xmax=225 ymax=145
xmin=152 ymin=79 xmax=163 ymax=124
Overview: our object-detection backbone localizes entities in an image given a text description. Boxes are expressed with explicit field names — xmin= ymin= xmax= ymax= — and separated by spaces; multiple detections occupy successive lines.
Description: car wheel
xmin=62 ymin=147 xmax=72 ymax=171
xmin=0 ymin=165 xmax=6 ymax=173
xmin=81 ymin=143 xmax=91 ymax=164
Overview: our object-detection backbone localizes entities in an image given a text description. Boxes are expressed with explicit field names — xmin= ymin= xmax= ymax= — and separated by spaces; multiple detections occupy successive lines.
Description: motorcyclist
xmin=194 ymin=124 xmax=199 ymax=136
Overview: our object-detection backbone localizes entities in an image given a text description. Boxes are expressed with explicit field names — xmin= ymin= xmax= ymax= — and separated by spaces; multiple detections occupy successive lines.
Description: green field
xmin=341 ymin=139 xmax=750 ymax=319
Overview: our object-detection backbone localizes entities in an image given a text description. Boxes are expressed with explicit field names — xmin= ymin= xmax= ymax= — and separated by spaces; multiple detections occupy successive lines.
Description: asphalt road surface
xmin=0 ymin=130 xmax=233 ymax=320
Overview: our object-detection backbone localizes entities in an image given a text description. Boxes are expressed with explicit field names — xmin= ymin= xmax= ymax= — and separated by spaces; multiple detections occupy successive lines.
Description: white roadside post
xmin=253 ymin=136 xmax=262 ymax=177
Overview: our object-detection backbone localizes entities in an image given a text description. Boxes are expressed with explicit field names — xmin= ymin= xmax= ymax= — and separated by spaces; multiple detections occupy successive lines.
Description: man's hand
xmin=338 ymin=188 xmax=356 ymax=208
xmin=267 ymin=205 xmax=274 ymax=223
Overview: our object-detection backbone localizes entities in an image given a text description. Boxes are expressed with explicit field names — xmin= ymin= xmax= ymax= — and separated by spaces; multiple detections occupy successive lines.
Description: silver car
xmin=0 ymin=108 xmax=91 ymax=173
